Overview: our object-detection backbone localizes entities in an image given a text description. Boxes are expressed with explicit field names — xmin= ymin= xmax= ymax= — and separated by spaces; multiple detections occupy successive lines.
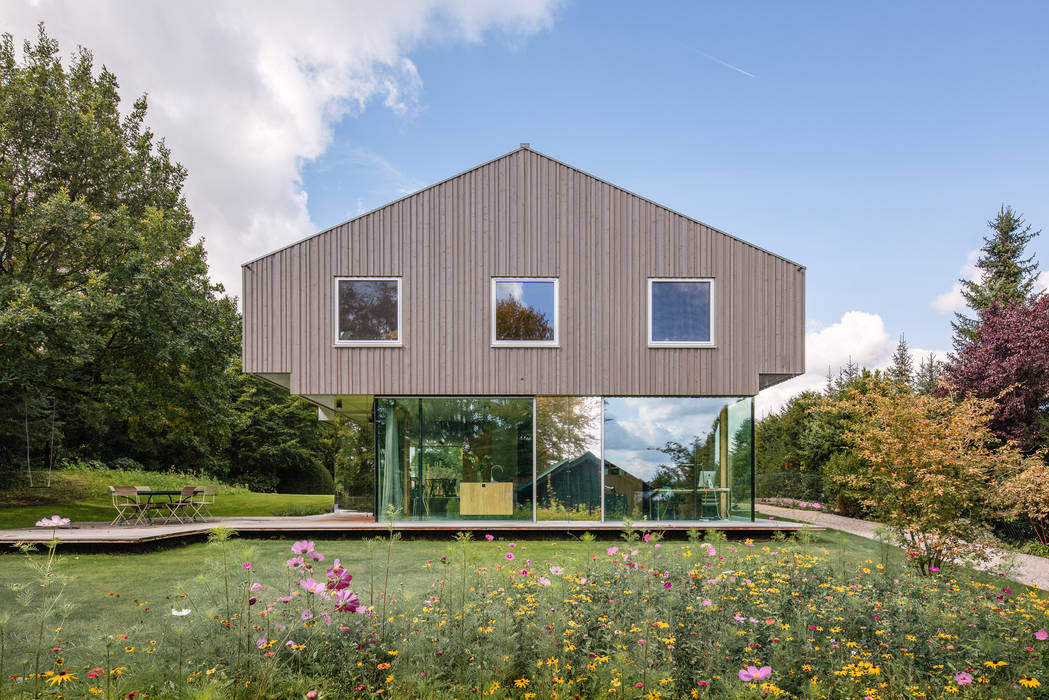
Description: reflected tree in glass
xmin=338 ymin=279 xmax=398 ymax=341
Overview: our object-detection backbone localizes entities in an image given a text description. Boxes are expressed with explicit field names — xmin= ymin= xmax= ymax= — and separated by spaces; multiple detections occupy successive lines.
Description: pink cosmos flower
xmin=643 ymin=533 xmax=651 ymax=542
xmin=35 ymin=515 xmax=70 ymax=527
xmin=333 ymin=588 xmax=362 ymax=613
xmin=550 ymin=566 xmax=564 ymax=575
xmin=306 ymin=692 xmax=319 ymax=699
xmin=286 ymin=556 xmax=306 ymax=570
xmin=299 ymin=578 xmax=327 ymax=595
xmin=799 ymin=502 xmax=808 ymax=508
xmin=326 ymin=559 xmax=352 ymax=591
xmin=301 ymin=609 xmax=313 ymax=621
xmin=954 ymin=672 xmax=972 ymax=685
xmin=242 ymin=562 xmax=252 ymax=570
xmin=607 ymin=546 xmax=619 ymax=555
xmin=505 ymin=552 xmax=514 ymax=560
xmin=738 ymin=666 xmax=771 ymax=682
xmin=508 ymin=542 xmax=516 ymax=548
xmin=485 ymin=534 xmax=494 ymax=541
xmin=251 ymin=583 xmax=263 ymax=591
xmin=1036 ymin=629 xmax=1048 ymax=641
xmin=701 ymin=600 xmax=712 ymax=606
xmin=538 ymin=577 xmax=551 ymax=586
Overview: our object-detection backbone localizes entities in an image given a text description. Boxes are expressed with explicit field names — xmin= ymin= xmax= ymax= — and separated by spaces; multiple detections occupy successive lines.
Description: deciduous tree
xmin=0 ymin=27 xmax=238 ymax=470
xmin=943 ymin=296 xmax=1049 ymax=453
xmin=820 ymin=388 xmax=1007 ymax=574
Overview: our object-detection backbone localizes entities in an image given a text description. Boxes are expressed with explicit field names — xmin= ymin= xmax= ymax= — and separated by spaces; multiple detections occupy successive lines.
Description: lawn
xmin=1 ymin=526 xmax=1046 ymax=698
xmin=0 ymin=466 xmax=333 ymax=529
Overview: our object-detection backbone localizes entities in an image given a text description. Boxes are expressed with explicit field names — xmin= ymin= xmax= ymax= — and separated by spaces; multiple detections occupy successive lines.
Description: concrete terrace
xmin=0 ymin=512 xmax=817 ymax=546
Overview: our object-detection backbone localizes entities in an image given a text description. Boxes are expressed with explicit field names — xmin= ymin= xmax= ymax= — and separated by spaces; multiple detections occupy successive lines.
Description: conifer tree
xmin=888 ymin=335 xmax=914 ymax=388
xmin=952 ymin=205 xmax=1040 ymax=348
xmin=914 ymin=353 xmax=941 ymax=394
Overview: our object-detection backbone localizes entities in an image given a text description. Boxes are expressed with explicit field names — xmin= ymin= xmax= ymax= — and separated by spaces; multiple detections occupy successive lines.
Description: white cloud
xmin=755 ymin=311 xmax=948 ymax=417
xmin=5 ymin=0 xmax=558 ymax=300
xmin=1036 ymin=270 xmax=1049 ymax=294
xmin=931 ymin=249 xmax=981 ymax=313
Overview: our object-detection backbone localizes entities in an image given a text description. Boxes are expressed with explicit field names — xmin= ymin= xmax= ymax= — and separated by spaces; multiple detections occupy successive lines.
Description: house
xmin=242 ymin=145 xmax=805 ymax=522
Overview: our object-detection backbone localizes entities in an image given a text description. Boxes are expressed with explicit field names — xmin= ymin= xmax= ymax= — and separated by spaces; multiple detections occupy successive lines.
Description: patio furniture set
xmin=109 ymin=485 xmax=215 ymax=526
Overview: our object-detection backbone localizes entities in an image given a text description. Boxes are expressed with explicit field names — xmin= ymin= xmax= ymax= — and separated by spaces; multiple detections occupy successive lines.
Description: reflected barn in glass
xmin=376 ymin=397 xmax=533 ymax=520
xmin=603 ymin=396 xmax=753 ymax=521
xmin=531 ymin=397 xmax=602 ymax=521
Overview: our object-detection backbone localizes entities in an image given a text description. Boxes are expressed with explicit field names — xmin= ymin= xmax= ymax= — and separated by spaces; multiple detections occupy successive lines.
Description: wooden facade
xmin=242 ymin=147 xmax=804 ymax=397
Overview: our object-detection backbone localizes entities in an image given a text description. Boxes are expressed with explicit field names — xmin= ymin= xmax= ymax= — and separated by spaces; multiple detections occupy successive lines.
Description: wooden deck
xmin=1 ymin=512 xmax=820 ymax=546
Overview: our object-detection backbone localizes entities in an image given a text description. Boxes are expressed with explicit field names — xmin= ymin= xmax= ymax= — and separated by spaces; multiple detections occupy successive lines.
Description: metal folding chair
xmin=110 ymin=486 xmax=148 ymax=526
xmin=189 ymin=485 xmax=215 ymax=520
xmin=160 ymin=486 xmax=200 ymax=524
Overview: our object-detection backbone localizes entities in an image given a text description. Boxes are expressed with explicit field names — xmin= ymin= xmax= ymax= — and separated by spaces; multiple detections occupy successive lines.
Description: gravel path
xmin=756 ymin=503 xmax=1049 ymax=590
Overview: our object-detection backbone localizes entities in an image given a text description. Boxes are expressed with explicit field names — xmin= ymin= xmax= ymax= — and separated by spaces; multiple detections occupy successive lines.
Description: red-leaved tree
xmin=943 ymin=295 xmax=1049 ymax=453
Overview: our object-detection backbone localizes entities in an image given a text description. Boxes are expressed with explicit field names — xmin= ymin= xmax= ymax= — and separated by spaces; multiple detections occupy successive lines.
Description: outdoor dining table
xmin=135 ymin=489 xmax=192 ymax=525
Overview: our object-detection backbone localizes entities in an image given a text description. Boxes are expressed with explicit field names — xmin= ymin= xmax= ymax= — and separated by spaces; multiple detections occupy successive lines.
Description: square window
xmin=335 ymin=277 xmax=401 ymax=345
xmin=648 ymin=278 xmax=714 ymax=346
xmin=492 ymin=278 xmax=558 ymax=346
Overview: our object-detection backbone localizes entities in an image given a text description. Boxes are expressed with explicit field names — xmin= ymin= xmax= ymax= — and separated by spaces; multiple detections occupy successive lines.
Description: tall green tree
xmin=913 ymin=353 xmax=942 ymax=395
xmin=0 ymin=27 xmax=238 ymax=470
xmin=952 ymin=205 xmax=1040 ymax=348
xmin=888 ymin=335 xmax=913 ymax=388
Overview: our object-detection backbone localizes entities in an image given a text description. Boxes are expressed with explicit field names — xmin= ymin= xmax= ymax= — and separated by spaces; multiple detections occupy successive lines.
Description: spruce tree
xmin=914 ymin=354 xmax=941 ymax=394
xmin=888 ymin=335 xmax=914 ymax=388
xmin=952 ymin=205 xmax=1040 ymax=348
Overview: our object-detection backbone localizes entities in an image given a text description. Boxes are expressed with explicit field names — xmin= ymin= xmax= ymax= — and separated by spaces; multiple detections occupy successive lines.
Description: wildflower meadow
xmin=1 ymin=521 xmax=1047 ymax=699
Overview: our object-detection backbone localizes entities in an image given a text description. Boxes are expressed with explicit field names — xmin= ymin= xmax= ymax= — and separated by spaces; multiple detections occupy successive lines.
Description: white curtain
xmin=379 ymin=402 xmax=403 ymax=520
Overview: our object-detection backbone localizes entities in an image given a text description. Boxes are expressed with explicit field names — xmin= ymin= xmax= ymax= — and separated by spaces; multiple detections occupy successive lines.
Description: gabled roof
xmin=243 ymin=145 xmax=804 ymax=269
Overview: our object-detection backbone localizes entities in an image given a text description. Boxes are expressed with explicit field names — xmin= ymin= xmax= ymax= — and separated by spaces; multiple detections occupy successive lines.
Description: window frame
xmin=647 ymin=277 xmax=716 ymax=348
xmin=333 ymin=276 xmax=403 ymax=347
xmin=490 ymin=277 xmax=560 ymax=348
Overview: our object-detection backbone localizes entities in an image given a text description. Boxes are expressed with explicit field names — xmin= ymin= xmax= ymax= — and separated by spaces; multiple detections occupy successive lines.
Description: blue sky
xmin=303 ymin=2 xmax=1049 ymax=361
xmin=9 ymin=1 xmax=1049 ymax=411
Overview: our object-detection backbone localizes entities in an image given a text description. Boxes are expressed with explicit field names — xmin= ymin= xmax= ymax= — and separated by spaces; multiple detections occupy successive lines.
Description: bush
xmin=277 ymin=460 xmax=334 ymax=494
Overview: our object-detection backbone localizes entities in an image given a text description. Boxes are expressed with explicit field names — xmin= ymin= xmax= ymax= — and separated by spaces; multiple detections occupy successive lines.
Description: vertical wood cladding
xmin=242 ymin=148 xmax=805 ymax=396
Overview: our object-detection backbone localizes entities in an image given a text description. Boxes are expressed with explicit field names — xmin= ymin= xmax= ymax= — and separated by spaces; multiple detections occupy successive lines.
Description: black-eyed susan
xmin=46 ymin=670 xmax=76 ymax=687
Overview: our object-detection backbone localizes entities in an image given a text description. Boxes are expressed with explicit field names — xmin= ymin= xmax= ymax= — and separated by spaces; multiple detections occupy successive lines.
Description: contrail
xmin=696 ymin=50 xmax=755 ymax=78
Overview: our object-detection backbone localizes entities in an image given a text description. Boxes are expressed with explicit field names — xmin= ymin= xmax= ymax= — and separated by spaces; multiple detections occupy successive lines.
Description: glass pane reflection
xmin=532 ymin=397 xmax=602 ymax=521
xmin=603 ymin=396 xmax=752 ymax=521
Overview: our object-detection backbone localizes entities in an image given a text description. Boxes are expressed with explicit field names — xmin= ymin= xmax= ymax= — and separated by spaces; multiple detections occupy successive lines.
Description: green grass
xmin=0 ymin=467 xmax=333 ymax=529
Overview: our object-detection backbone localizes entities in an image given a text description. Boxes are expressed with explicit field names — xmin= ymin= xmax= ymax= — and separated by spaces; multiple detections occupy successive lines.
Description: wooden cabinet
xmin=460 ymin=482 xmax=513 ymax=516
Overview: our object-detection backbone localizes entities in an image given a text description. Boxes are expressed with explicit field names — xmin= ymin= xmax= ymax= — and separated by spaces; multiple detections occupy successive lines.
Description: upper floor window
xmin=648 ymin=278 xmax=714 ymax=347
xmin=491 ymin=278 xmax=559 ymax=346
xmin=335 ymin=277 xmax=401 ymax=346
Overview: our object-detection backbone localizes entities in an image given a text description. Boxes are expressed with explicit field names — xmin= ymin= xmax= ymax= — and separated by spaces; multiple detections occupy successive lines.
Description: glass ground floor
xmin=358 ymin=395 xmax=754 ymax=522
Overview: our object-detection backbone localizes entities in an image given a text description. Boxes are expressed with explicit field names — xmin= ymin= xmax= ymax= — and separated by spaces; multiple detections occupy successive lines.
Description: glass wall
xmin=375 ymin=397 xmax=534 ymax=521
xmin=532 ymin=397 xmax=602 ymax=521
xmin=603 ymin=396 xmax=753 ymax=521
